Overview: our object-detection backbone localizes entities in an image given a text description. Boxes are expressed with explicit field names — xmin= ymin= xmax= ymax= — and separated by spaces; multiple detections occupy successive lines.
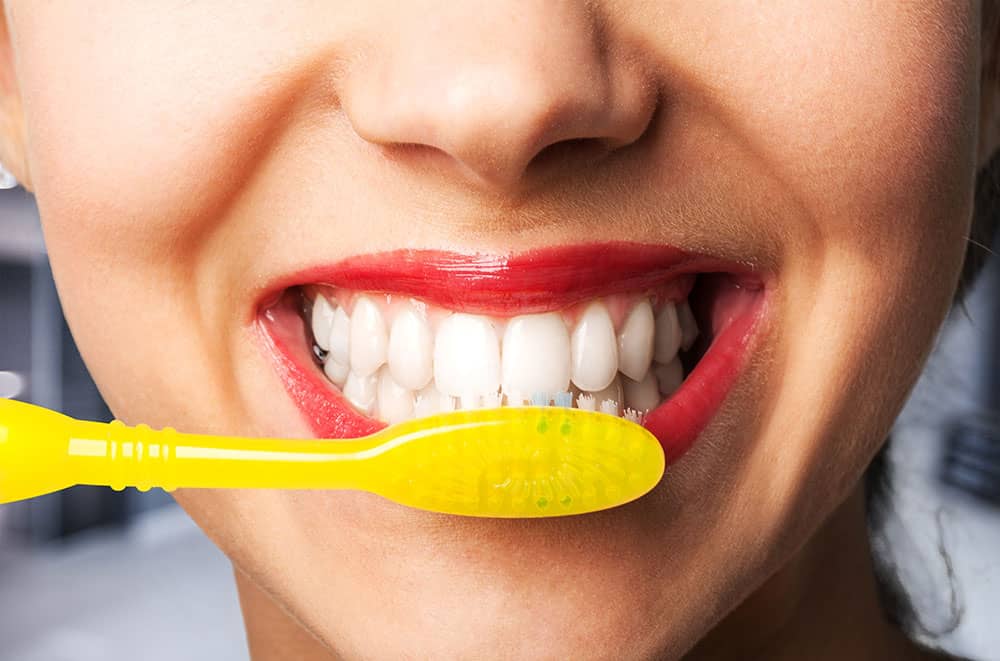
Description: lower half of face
xmin=7 ymin=1 xmax=981 ymax=657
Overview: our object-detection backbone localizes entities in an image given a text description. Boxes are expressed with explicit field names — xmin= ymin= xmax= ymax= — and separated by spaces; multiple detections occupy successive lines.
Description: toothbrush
xmin=0 ymin=398 xmax=664 ymax=518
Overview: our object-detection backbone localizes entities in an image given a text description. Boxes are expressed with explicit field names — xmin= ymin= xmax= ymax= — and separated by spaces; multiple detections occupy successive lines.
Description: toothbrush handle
xmin=66 ymin=419 xmax=379 ymax=493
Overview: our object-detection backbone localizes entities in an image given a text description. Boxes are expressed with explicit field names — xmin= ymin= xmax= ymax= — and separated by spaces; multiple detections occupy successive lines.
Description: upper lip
xmin=256 ymin=241 xmax=760 ymax=315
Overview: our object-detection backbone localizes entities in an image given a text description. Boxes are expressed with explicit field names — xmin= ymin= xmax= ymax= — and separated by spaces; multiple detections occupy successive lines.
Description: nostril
xmin=526 ymin=137 xmax=615 ymax=177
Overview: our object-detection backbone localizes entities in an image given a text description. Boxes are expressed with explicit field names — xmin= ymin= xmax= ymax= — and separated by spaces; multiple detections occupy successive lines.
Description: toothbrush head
xmin=371 ymin=406 xmax=664 ymax=517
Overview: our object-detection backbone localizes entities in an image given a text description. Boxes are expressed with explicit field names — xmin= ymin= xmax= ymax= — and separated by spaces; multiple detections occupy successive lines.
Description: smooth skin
xmin=1 ymin=2 xmax=995 ymax=659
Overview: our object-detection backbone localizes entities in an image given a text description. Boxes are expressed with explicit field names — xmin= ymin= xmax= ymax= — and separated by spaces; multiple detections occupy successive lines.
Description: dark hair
xmin=865 ymin=114 xmax=1000 ymax=646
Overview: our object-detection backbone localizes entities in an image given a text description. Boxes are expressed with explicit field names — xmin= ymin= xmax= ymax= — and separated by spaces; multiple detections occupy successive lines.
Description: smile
xmin=257 ymin=242 xmax=769 ymax=467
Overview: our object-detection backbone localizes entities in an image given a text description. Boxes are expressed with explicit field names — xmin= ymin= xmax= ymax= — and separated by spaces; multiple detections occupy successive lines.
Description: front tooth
xmin=376 ymin=367 xmax=414 ymax=424
xmin=677 ymin=300 xmax=699 ymax=351
xmin=433 ymin=313 xmax=501 ymax=397
xmin=457 ymin=393 xmax=482 ymax=410
xmin=343 ymin=370 xmax=377 ymax=414
xmin=328 ymin=305 xmax=351 ymax=366
xmin=623 ymin=371 xmax=660 ymax=413
xmin=617 ymin=300 xmax=655 ymax=381
xmin=387 ymin=305 xmax=434 ymax=390
xmin=349 ymin=295 xmax=388 ymax=377
xmin=570 ymin=302 xmax=618 ymax=392
xmin=311 ymin=295 xmax=336 ymax=351
xmin=653 ymin=357 xmax=685 ymax=396
xmin=323 ymin=356 xmax=349 ymax=388
xmin=502 ymin=388 xmax=528 ymax=406
xmin=501 ymin=312 xmax=571 ymax=397
xmin=413 ymin=382 xmax=455 ymax=417
xmin=653 ymin=303 xmax=682 ymax=363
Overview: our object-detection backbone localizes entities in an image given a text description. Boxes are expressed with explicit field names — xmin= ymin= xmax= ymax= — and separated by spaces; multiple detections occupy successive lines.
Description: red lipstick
xmin=257 ymin=242 xmax=767 ymax=474
xmin=259 ymin=242 xmax=747 ymax=316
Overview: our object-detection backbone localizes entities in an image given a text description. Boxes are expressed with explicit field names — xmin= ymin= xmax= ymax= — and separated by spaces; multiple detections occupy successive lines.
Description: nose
xmin=341 ymin=2 xmax=657 ymax=191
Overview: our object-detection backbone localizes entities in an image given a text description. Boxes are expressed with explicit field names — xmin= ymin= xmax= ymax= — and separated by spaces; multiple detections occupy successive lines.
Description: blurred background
xmin=0 ymin=186 xmax=246 ymax=661
xmin=1 ymin=184 xmax=998 ymax=660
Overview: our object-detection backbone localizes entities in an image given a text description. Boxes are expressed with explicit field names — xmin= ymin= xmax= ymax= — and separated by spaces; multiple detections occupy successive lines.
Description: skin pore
xmin=1 ymin=2 xmax=996 ymax=659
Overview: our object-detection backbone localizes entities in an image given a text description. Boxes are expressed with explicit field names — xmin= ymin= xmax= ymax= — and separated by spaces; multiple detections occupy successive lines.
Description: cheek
xmin=9 ymin=2 xmax=344 ymax=312
xmin=697 ymin=5 xmax=981 ymax=553
xmin=764 ymin=5 xmax=978 ymax=411
xmin=5 ymin=4 xmax=325 ymax=427
xmin=677 ymin=3 xmax=978 ymax=267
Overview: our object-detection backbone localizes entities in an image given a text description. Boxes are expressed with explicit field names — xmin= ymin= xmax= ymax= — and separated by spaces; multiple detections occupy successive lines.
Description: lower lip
xmin=256 ymin=249 xmax=769 ymax=473
xmin=647 ymin=279 xmax=766 ymax=464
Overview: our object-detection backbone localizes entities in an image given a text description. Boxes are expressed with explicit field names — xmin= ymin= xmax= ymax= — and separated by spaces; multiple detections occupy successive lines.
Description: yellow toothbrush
xmin=0 ymin=399 xmax=664 ymax=517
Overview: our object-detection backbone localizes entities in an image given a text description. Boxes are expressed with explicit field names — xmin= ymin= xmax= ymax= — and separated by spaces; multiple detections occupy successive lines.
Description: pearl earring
xmin=0 ymin=161 xmax=18 ymax=189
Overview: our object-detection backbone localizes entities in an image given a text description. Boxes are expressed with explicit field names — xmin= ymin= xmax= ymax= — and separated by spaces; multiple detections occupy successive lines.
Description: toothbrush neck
xmin=66 ymin=420 xmax=382 ymax=492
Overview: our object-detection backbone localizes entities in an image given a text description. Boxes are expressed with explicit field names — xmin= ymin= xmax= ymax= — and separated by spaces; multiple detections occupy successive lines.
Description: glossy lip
xmin=256 ymin=242 xmax=756 ymax=316
xmin=255 ymin=242 xmax=769 ymax=470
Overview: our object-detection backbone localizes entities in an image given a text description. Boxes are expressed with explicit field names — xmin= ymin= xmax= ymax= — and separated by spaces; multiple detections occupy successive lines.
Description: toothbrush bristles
xmin=531 ymin=392 xmax=550 ymax=407
xmin=624 ymin=408 xmax=645 ymax=425
xmin=476 ymin=388 xmax=642 ymax=422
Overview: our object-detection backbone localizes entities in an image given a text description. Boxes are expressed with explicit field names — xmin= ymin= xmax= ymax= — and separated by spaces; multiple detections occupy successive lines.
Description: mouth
xmin=256 ymin=242 xmax=768 ymax=468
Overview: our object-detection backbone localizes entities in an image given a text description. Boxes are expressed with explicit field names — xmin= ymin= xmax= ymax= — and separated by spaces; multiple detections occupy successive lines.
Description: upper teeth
xmin=387 ymin=305 xmax=434 ymax=390
xmin=677 ymin=300 xmax=700 ymax=350
xmin=502 ymin=312 xmax=572 ymax=400
xmin=570 ymin=302 xmax=618 ymax=392
xmin=616 ymin=299 xmax=655 ymax=381
xmin=434 ymin=313 xmax=502 ymax=397
xmin=307 ymin=290 xmax=698 ymax=425
xmin=349 ymin=295 xmax=389 ymax=378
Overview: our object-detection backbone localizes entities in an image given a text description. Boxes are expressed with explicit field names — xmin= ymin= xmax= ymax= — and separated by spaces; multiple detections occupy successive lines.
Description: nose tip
xmin=341 ymin=5 xmax=657 ymax=191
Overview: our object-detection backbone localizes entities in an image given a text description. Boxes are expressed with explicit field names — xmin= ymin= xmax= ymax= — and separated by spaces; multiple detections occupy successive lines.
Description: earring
xmin=0 ymin=161 xmax=18 ymax=189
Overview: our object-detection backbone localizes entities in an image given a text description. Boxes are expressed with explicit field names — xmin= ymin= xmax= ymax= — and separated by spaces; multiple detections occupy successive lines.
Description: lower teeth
xmin=304 ymin=289 xmax=699 ymax=425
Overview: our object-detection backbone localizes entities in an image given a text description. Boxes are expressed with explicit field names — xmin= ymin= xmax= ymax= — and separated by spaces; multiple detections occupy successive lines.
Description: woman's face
xmin=1 ymin=1 xmax=985 ymax=658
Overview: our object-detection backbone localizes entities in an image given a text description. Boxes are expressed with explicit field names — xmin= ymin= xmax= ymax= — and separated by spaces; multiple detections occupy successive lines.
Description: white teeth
xmin=458 ymin=392 xmax=484 ymax=410
xmin=328 ymin=305 xmax=351 ymax=366
xmin=311 ymin=295 xmax=336 ymax=352
xmin=376 ymin=367 xmax=414 ymax=424
xmin=653 ymin=357 xmax=685 ymax=396
xmin=387 ymin=305 xmax=434 ymax=390
xmin=503 ymin=389 xmax=528 ymax=406
xmin=323 ymin=357 xmax=349 ymax=388
xmin=343 ymin=370 xmax=377 ymax=414
xmin=313 ymin=290 xmax=694 ymax=424
xmin=653 ymin=303 xmax=682 ymax=364
xmin=413 ymin=382 xmax=455 ymax=417
xmin=570 ymin=302 xmax=618 ymax=392
xmin=623 ymin=371 xmax=660 ymax=413
xmin=501 ymin=312 xmax=572 ymax=398
xmin=617 ymin=300 xmax=655 ymax=381
xmin=433 ymin=313 xmax=501 ymax=397
xmin=677 ymin=300 xmax=699 ymax=351
xmin=349 ymin=295 xmax=388 ymax=377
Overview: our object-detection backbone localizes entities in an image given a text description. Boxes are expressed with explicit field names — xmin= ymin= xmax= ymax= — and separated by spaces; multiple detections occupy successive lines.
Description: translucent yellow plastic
xmin=0 ymin=398 xmax=664 ymax=517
